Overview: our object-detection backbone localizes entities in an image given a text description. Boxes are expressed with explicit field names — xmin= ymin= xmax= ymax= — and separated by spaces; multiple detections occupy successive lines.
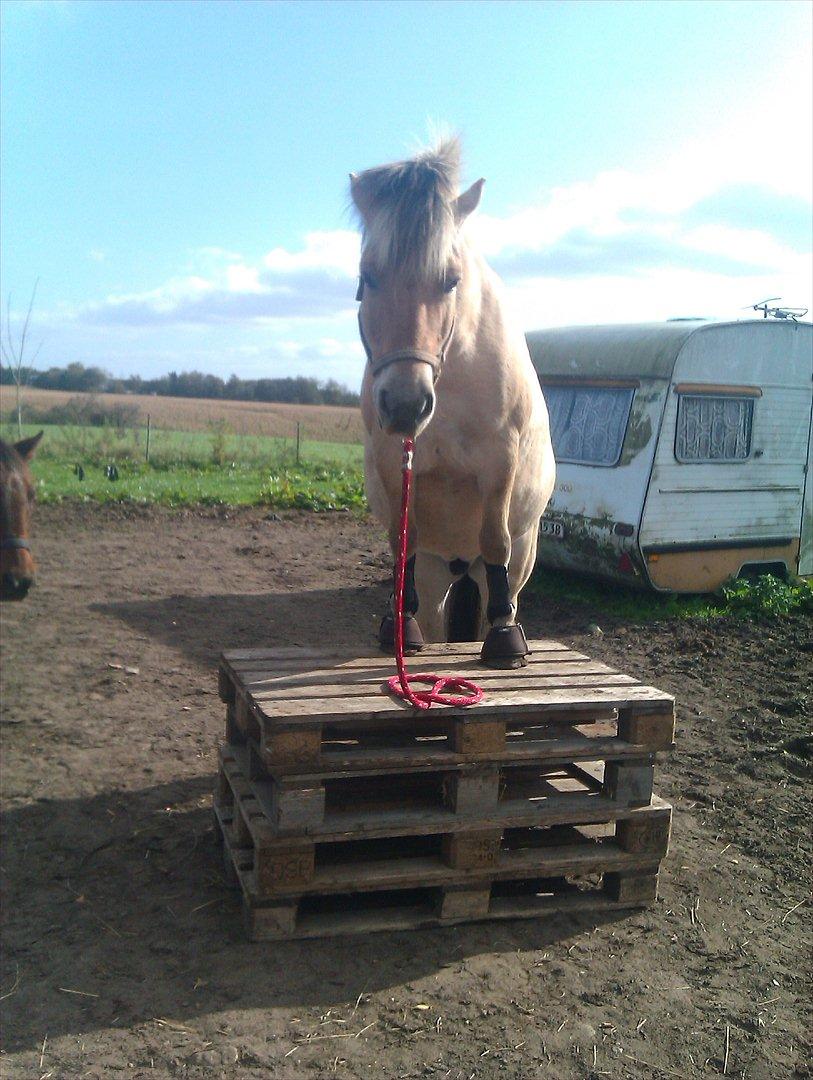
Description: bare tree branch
xmin=5 ymin=293 xmax=16 ymax=365
xmin=2 ymin=282 xmax=43 ymax=437
xmin=17 ymin=279 xmax=39 ymax=373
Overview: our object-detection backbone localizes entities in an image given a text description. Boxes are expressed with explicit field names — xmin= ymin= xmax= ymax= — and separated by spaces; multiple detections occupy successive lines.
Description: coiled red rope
xmin=387 ymin=437 xmax=484 ymax=710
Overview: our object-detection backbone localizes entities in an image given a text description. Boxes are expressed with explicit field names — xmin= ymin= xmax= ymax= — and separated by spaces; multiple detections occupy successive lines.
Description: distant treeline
xmin=1 ymin=362 xmax=360 ymax=406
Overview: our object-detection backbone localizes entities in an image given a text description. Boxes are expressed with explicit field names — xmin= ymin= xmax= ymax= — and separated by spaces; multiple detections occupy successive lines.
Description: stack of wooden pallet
xmin=213 ymin=640 xmax=674 ymax=940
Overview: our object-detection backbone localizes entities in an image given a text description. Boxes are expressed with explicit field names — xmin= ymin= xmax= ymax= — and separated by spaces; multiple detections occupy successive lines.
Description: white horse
xmin=351 ymin=138 xmax=555 ymax=666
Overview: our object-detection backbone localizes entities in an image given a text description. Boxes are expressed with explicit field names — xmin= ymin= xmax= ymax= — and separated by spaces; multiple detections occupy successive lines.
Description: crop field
xmin=0 ymin=385 xmax=365 ymax=442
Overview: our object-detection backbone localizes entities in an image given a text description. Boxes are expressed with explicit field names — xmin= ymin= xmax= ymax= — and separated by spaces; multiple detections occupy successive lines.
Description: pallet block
xmin=212 ymin=640 xmax=675 ymax=940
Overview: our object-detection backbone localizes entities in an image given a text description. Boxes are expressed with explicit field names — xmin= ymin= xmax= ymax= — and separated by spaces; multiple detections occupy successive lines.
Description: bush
xmin=720 ymin=574 xmax=813 ymax=618
xmin=207 ymin=418 xmax=232 ymax=466
xmin=14 ymin=394 xmax=140 ymax=431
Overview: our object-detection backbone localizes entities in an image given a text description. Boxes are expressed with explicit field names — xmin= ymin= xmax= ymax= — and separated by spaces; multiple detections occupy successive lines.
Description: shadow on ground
xmin=91 ymin=582 xmax=391 ymax=669
xmin=90 ymin=580 xmax=590 ymax=674
xmin=0 ymin=774 xmax=628 ymax=1053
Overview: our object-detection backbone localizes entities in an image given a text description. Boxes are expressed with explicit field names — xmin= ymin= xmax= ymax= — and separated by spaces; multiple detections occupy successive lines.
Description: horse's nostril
xmin=379 ymin=390 xmax=390 ymax=418
xmin=419 ymin=394 xmax=434 ymax=420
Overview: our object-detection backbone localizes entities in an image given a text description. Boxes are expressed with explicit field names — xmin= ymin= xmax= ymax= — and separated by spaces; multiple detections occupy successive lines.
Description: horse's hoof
xmin=378 ymin=613 xmax=424 ymax=655
xmin=480 ymin=623 xmax=530 ymax=668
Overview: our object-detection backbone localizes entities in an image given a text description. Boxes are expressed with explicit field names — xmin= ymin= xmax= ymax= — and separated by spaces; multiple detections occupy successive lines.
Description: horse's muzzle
xmin=1 ymin=572 xmax=33 ymax=601
xmin=377 ymin=387 xmax=435 ymax=436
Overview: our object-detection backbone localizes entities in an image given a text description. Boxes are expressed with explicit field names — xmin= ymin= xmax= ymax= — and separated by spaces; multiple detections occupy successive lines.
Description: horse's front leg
xmin=478 ymin=464 xmax=530 ymax=668
xmin=377 ymin=515 xmax=425 ymax=655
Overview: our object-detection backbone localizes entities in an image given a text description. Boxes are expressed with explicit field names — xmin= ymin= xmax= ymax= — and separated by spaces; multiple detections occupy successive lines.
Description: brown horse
xmin=351 ymin=139 xmax=556 ymax=666
xmin=0 ymin=432 xmax=43 ymax=601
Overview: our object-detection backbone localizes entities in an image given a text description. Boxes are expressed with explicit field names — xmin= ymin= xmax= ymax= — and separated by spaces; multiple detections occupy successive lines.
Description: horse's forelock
xmin=356 ymin=139 xmax=461 ymax=282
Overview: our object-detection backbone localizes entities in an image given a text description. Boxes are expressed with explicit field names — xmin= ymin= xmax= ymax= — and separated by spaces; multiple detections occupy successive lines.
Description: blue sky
xmin=2 ymin=0 xmax=811 ymax=389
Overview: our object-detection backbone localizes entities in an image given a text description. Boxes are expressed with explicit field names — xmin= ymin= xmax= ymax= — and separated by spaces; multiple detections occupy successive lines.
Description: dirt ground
xmin=1 ymin=505 xmax=810 ymax=1080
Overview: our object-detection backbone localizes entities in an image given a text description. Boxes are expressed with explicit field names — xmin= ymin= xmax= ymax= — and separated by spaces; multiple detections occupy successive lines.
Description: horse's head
xmin=351 ymin=139 xmax=484 ymax=438
xmin=0 ymin=432 xmax=43 ymax=601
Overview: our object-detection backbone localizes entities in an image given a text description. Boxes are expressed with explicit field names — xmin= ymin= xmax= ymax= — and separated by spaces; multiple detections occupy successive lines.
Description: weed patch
xmin=529 ymin=567 xmax=813 ymax=623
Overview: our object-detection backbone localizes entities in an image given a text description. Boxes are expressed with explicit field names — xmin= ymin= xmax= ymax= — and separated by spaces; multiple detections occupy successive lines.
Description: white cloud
xmin=72 ymin=234 xmax=360 ymax=327
xmin=465 ymin=52 xmax=812 ymax=331
xmin=71 ymin=170 xmax=808 ymax=334
xmin=32 ymin=56 xmax=811 ymax=382
xmin=470 ymin=39 xmax=811 ymax=317
xmin=262 ymin=230 xmax=359 ymax=277
xmin=225 ymin=263 xmax=263 ymax=294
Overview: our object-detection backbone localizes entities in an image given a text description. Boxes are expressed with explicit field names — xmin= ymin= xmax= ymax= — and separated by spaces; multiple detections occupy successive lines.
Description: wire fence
xmin=0 ymin=389 xmax=364 ymax=467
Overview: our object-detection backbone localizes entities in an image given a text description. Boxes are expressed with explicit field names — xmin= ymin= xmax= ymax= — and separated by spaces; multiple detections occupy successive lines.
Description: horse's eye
xmin=444 ymin=276 xmax=460 ymax=293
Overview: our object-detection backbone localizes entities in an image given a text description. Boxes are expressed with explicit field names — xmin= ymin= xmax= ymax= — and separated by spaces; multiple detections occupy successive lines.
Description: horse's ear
xmin=455 ymin=178 xmax=485 ymax=223
xmin=350 ymin=172 xmax=374 ymax=220
xmin=15 ymin=430 xmax=43 ymax=462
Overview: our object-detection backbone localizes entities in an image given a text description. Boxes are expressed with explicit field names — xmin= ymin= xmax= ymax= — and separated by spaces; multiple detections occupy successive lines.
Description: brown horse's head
xmin=351 ymin=138 xmax=484 ymax=437
xmin=0 ymin=432 xmax=43 ymax=601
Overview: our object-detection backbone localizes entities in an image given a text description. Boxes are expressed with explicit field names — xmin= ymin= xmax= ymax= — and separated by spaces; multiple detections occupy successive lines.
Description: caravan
xmin=527 ymin=320 xmax=812 ymax=592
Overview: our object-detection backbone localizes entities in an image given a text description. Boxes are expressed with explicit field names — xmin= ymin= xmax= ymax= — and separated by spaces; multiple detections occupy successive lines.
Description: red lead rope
xmin=387 ymin=437 xmax=484 ymax=710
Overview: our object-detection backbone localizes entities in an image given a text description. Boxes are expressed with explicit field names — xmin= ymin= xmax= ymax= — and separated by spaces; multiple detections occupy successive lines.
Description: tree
xmin=1 ymin=282 xmax=43 ymax=437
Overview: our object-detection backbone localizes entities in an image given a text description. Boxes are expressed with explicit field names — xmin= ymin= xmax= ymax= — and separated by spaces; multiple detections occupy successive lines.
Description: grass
xmin=29 ymin=457 xmax=366 ymax=511
xmin=4 ymin=421 xmax=363 ymax=470
xmin=5 ymin=421 xmax=366 ymax=512
xmin=529 ymin=565 xmax=813 ymax=623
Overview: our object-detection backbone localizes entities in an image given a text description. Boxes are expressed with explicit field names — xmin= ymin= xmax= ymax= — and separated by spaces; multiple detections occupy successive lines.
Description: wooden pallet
xmin=215 ymin=741 xmax=672 ymax=892
xmin=216 ymin=739 xmax=662 ymax=843
xmin=213 ymin=797 xmax=670 ymax=940
xmin=212 ymin=640 xmax=675 ymax=940
xmin=217 ymin=641 xmax=675 ymax=777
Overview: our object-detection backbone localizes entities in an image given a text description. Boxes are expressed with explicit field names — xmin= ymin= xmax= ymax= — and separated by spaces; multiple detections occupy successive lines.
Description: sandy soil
xmin=1 ymin=505 xmax=810 ymax=1079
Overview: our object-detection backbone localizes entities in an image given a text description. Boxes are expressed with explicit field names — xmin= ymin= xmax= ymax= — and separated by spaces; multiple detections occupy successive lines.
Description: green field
xmin=6 ymin=421 xmax=366 ymax=510
xmin=5 ymin=420 xmax=363 ymax=467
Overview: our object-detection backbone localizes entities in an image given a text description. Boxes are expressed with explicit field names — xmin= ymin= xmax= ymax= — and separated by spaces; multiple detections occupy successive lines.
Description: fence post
xmin=145 ymin=413 xmax=151 ymax=463
xmin=296 ymin=421 xmax=302 ymax=465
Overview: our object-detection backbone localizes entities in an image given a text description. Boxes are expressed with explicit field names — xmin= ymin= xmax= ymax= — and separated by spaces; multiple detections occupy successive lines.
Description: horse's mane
xmin=352 ymin=137 xmax=461 ymax=283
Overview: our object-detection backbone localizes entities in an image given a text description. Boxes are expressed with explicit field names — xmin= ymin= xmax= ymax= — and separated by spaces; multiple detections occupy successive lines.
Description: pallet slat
xmin=246 ymin=684 xmax=672 ymax=724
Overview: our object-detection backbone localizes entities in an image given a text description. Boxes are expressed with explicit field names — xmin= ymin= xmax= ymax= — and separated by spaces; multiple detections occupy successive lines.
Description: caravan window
xmin=675 ymin=394 xmax=754 ymax=462
xmin=544 ymin=385 xmax=635 ymax=466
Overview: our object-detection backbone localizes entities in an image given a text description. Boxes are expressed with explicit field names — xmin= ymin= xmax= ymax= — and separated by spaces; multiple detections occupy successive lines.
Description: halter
xmin=356 ymin=277 xmax=456 ymax=384
xmin=0 ymin=537 xmax=30 ymax=551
